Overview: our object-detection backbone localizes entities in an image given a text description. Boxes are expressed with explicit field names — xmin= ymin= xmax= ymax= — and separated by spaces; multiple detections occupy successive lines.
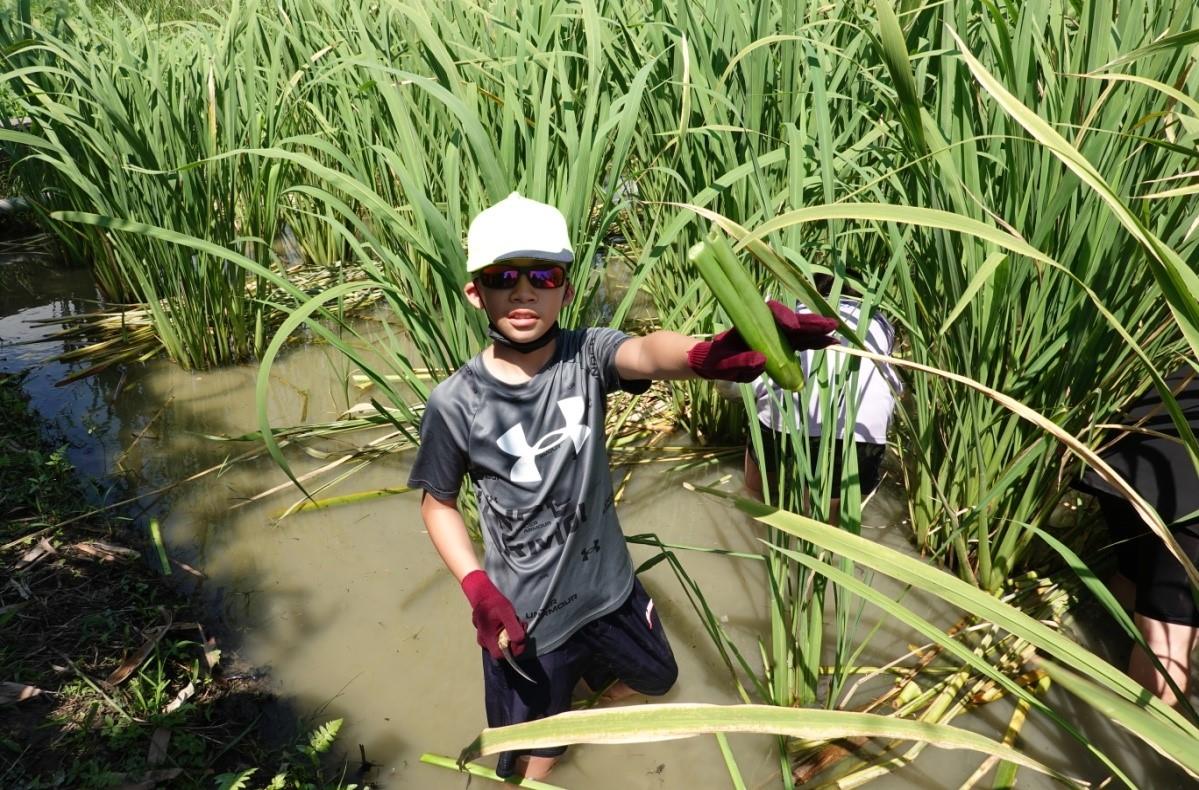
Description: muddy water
xmin=3 ymin=252 xmax=1195 ymax=788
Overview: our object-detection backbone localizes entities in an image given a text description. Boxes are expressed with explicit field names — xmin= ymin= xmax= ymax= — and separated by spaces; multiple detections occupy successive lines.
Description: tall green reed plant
xmin=0 ymin=0 xmax=327 ymax=369
xmin=864 ymin=0 xmax=1199 ymax=590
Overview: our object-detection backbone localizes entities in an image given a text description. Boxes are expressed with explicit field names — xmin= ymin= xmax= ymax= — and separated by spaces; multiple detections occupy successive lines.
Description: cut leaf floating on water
xmin=688 ymin=229 xmax=805 ymax=391
xmin=149 ymin=518 xmax=170 ymax=576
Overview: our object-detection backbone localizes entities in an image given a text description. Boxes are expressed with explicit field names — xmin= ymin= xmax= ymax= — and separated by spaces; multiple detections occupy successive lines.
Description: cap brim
xmin=467 ymin=248 xmax=574 ymax=272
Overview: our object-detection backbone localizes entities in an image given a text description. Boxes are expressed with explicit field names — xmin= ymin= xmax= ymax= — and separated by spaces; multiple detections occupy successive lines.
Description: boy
xmin=406 ymin=192 xmax=836 ymax=780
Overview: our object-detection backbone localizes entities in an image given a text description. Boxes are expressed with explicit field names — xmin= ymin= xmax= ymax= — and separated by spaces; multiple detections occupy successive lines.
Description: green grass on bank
xmin=27 ymin=0 xmax=223 ymax=23
xmin=0 ymin=372 xmax=358 ymax=789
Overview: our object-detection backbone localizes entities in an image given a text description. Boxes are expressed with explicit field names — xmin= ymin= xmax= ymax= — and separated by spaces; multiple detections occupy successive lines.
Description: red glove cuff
xmin=686 ymin=329 xmax=767 ymax=382
xmin=460 ymin=569 xmax=494 ymax=606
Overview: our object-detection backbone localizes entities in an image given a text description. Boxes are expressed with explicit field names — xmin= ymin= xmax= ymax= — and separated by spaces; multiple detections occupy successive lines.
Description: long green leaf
xmin=949 ymin=28 xmax=1199 ymax=361
xmin=759 ymin=538 xmax=1135 ymax=785
xmin=731 ymin=498 xmax=1198 ymax=739
xmin=737 ymin=203 xmax=1055 ymax=266
xmin=1041 ymin=660 xmax=1199 ymax=778
xmin=458 ymin=703 xmax=1068 ymax=782
xmin=832 ymin=345 xmax=1199 ymax=591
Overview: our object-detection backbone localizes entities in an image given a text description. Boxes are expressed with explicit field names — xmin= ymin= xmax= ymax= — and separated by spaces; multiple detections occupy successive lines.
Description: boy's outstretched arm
xmin=614 ymin=331 xmax=702 ymax=380
xmin=615 ymin=303 xmax=838 ymax=383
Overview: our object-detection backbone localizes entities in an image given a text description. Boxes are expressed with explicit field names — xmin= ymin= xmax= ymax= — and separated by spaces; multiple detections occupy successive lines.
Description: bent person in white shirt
xmin=744 ymin=276 xmax=900 ymax=525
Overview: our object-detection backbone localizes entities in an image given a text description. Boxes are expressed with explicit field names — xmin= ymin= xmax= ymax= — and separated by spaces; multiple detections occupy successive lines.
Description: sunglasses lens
xmin=478 ymin=264 xmax=566 ymax=289
xmin=479 ymin=266 xmax=520 ymax=289
xmin=527 ymin=266 xmax=566 ymax=289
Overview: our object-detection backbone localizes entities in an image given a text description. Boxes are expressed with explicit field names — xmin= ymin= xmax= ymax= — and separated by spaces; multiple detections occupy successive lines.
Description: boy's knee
xmin=517 ymin=754 xmax=560 ymax=781
xmin=637 ymin=654 xmax=678 ymax=697
xmin=659 ymin=655 xmax=679 ymax=693
xmin=1128 ymin=614 xmax=1196 ymax=707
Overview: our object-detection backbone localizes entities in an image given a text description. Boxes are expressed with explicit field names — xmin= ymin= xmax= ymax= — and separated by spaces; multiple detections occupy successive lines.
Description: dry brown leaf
xmin=115 ymin=767 xmax=182 ymax=790
xmin=162 ymin=680 xmax=195 ymax=714
xmin=146 ymin=727 xmax=171 ymax=766
xmin=16 ymin=537 xmax=57 ymax=570
xmin=105 ymin=618 xmax=172 ymax=687
xmin=170 ymin=559 xmax=205 ymax=578
xmin=72 ymin=541 xmax=140 ymax=562
xmin=89 ymin=540 xmax=139 ymax=557
xmin=0 ymin=681 xmax=42 ymax=705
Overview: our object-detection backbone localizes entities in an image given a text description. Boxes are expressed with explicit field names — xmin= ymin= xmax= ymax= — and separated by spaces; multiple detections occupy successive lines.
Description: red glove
xmin=687 ymin=301 xmax=838 ymax=382
xmin=766 ymin=300 xmax=839 ymax=350
xmin=461 ymin=570 xmax=526 ymax=660
xmin=686 ymin=326 xmax=766 ymax=382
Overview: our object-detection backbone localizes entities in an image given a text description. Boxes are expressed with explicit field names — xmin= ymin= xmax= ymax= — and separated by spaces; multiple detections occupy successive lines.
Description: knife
xmin=498 ymin=628 xmax=536 ymax=684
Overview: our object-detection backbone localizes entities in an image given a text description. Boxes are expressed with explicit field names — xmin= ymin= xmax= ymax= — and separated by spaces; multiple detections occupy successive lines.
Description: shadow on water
xmin=0 ymin=238 xmax=363 ymax=781
xmin=3 ymin=236 xmax=1195 ymax=788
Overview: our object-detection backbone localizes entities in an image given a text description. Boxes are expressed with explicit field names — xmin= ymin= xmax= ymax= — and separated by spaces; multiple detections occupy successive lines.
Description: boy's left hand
xmin=687 ymin=301 xmax=837 ymax=382
xmin=461 ymin=571 xmax=527 ymax=660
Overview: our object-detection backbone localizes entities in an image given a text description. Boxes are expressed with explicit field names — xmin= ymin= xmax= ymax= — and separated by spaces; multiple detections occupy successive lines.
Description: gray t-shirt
xmin=407 ymin=328 xmax=644 ymax=654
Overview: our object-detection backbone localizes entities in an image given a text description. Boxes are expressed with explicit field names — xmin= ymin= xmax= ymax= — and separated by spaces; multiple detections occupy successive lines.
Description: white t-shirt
xmin=753 ymin=299 xmax=899 ymax=444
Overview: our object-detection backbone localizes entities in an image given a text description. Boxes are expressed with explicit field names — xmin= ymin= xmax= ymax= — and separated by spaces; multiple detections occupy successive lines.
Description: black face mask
xmin=487 ymin=320 xmax=561 ymax=353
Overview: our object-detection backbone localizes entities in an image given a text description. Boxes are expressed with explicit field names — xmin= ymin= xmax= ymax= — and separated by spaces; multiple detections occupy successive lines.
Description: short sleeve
xmin=866 ymin=314 xmax=896 ymax=355
xmin=406 ymin=387 xmax=469 ymax=500
xmin=583 ymin=327 xmax=650 ymax=395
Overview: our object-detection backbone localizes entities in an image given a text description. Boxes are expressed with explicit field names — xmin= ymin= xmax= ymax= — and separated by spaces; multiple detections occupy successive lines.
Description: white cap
xmin=466 ymin=192 xmax=574 ymax=272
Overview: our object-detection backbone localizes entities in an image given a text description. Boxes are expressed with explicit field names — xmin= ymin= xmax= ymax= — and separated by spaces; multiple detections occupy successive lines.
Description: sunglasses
xmin=477 ymin=263 xmax=567 ymax=290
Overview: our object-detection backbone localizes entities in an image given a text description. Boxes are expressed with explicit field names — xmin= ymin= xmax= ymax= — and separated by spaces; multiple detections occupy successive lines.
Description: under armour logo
xmin=581 ymin=540 xmax=601 ymax=561
xmin=496 ymin=397 xmax=591 ymax=483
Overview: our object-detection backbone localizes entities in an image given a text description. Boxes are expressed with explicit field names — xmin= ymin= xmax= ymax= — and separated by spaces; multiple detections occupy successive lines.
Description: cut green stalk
xmin=419 ymin=753 xmax=565 ymax=788
xmin=688 ymin=229 xmax=805 ymax=391
xmin=148 ymin=518 xmax=170 ymax=576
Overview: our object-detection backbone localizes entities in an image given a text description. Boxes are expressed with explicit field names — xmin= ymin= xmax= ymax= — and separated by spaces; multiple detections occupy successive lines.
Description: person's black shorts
xmin=1096 ymin=493 xmax=1199 ymax=626
xmin=482 ymin=576 xmax=677 ymax=776
xmin=747 ymin=426 xmax=886 ymax=498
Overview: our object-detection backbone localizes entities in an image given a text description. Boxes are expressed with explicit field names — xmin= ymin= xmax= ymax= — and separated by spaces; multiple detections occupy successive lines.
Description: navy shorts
xmin=482 ymin=576 xmax=677 ymax=775
xmin=1096 ymin=493 xmax=1199 ymax=626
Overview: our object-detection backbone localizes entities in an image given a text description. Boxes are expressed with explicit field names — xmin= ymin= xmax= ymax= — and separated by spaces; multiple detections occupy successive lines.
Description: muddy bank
xmin=0 ymin=370 xmax=355 ymax=788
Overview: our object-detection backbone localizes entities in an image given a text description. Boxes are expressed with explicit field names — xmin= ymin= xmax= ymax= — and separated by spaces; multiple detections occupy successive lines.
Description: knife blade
xmin=498 ymin=628 xmax=536 ymax=684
